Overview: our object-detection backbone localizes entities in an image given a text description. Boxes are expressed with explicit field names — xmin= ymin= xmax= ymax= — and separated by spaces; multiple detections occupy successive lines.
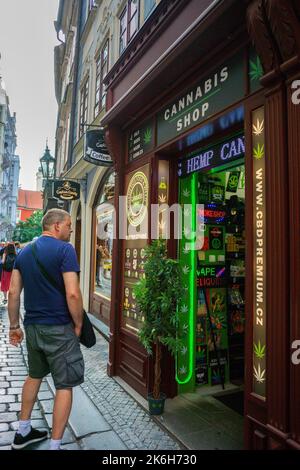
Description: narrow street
xmin=0 ymin=301 xmax=181 ymax=451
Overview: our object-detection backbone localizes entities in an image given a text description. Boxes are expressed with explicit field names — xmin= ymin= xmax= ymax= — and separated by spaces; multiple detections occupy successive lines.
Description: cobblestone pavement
xmin=81 ymin=333 xmax=181 ymax=450
xmin=0 ymin=304 xmax=79 ymax=450
xmin=0 ymin=302 xmax=180 ymax=450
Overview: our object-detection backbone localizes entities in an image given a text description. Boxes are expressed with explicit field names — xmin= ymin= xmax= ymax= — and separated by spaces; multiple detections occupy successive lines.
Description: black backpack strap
xmin=31 ymin=242 xmax=65 ymax=297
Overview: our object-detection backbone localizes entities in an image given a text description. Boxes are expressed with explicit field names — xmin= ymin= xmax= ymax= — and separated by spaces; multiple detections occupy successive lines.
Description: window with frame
xmin=94 ymin=172 xmax=116 ymax=299
xmin=119 ymin=0 xmax=139 ymax=55
xmin=79 ymin=78 xmax=89 ymax=138
xmin=95 ymin=39 xmax=109 ymax=117
xmin=88 ymin=0 xmax=97 ymax=13
xmin=143 ymin=0 xmax=156 ymax=20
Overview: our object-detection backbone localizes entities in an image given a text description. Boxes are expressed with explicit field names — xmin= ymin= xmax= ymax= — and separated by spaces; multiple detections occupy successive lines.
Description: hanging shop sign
xmin=128 ymin=119 xmax=155 ymax=161
xmin=178 ymin=134 xmax=245 ymax=177
xmin=53 ymin=180 xmax=80 ymax=201
xmin=83 ymin=128 xmax=113 ymax=166
xmin=252 ymin=106 xmax=266 ymax=398
xmin=157 ymin=51 xmax=244 ymax=146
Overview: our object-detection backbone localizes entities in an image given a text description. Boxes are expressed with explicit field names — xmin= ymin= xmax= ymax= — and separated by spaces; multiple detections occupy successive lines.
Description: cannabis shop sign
xmin=178 ymin=134 xmax=245 ymax=177
xmin=252 ymin=106 xmax=266 ymax=398
xmin=157 ymin=52 xmax=244 ymax=146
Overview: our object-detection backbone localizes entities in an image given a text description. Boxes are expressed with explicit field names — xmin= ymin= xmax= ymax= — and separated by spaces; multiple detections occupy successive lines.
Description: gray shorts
xmin=25 ymin=323 xmax=84 ymax=390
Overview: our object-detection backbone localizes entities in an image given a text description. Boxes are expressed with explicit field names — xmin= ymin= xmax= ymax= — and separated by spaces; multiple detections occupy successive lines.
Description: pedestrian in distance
xmin=14 ymin=241 xmax=22 ymax=255
xmin=8 ymin=208 xmax=84 ymax=450
xmin=0 ymin=242 xmax=5 ymax=294
xmin=1 ymin=242 xmax=16 ymax=304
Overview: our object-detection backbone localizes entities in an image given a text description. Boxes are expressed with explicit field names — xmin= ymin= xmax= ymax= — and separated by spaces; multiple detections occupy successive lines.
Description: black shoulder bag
xmin=30 ymin=242 xmax=96 ymax=348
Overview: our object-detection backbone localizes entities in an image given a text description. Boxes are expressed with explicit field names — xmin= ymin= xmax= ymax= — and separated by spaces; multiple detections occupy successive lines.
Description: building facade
xmin=0 ymin=76 xmax=20 ymax=241
xmin=54 ymin=0 xmax=300 ymax=450
xmin=54 ymin=0 xmax=162 ymax=326
xmin=16 ymin=189 xmax=43 ymax=223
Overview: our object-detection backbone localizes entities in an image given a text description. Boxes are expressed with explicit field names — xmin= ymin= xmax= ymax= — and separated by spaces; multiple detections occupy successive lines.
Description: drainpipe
xmin=66 ymin=0 xmax=83 ymax=170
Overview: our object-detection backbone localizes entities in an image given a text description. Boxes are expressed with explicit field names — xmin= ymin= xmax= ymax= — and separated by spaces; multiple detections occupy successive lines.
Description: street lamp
xmin=40 ymin=143 xmax=55 ymax=181
xmin=39 ymin=142 xmax=59 ymax=213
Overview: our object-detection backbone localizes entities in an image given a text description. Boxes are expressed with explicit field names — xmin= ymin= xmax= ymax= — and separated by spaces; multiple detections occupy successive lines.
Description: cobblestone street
xmin=0 ymin=303 xmax=181 ymax=450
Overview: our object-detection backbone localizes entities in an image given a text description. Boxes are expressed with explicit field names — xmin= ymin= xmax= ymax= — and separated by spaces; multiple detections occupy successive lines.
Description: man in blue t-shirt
xmin=8 ymin=208 xmax=84 ymax=451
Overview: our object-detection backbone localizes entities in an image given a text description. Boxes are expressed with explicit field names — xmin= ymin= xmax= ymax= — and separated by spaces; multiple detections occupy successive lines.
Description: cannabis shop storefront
xmin=102 ymin=0 xmax=300 ymax=450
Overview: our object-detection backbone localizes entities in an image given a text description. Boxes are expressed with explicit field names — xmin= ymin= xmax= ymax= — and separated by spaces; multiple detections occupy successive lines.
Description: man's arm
xmin=62 ymin=272 xmax=83 ymax=337
xmin=8 ymin=269 xmax=24 ymax=346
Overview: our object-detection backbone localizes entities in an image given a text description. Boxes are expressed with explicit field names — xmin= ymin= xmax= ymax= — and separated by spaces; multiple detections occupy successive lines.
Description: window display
xmin=196 ymin=164 xmax=245 ymax=386
xmin=177 ymin=140 xmax=245 ymax=391
xmin=94 ymin=172 xmax=115 ymax=299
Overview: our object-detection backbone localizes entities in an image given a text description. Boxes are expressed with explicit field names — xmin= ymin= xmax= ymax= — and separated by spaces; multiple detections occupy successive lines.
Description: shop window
xmin=119 ymin=0 xmax=139 ymax=55
xmin=79 ymin=78 xmax=89 ymax=138
xmin=94 ymin=39 xmax=109 ymax=117
xmin=94 ymin=172 xmax=115 ymax=299
xmin=177 ymin=134 xmax=246 ymax=395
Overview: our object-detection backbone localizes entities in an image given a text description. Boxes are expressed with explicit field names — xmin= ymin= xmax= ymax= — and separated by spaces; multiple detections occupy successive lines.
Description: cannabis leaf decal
xmin=253 ymin=363 xmax=266 ymax=383
xmin=249 ymin=57 xmax=263 ymax=81
xmin=254 ymin=341 xmax=266 ymax=359
xmin=253 ymin=118 xmax=264 ymax=136
xmin=253 ymin=143 xmax=265 ymax=160
xmin=143 ymin=128 xmax=152 ymax=145
xmin=180 ymin=304 xmax=188 ymax=314
xmin=182 ymin=265 xmax=190 ymax=275
xmin=183 ymin=189 xmax=190 ymax=198
xmin=158 ymin=194 xmax=167 ymax=203
xmin=181 ymin=346 xmax=188 ymax=356
xmin=179 ymin=365 xmax=187 ymax=375
xmin=184 ymin=227 xmax=191 ymax=238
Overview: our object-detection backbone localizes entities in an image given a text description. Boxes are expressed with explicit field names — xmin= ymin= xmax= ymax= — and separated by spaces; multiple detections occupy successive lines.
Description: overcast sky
xmin=0 ymin=0 xmax=59 ymax=190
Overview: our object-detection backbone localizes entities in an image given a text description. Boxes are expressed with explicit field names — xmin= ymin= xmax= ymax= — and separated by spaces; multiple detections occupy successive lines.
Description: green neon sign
xmin=176 ymin=173 xmax=196 ymax=388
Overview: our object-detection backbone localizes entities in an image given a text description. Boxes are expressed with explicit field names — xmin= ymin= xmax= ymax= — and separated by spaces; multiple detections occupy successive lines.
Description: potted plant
xmin=134 ymin=239 xmax=183 ymax=415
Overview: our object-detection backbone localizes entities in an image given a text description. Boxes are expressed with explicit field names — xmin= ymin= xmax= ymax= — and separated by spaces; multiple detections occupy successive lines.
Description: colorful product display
xmin=179 ymin=160 xmax=245 ymax=390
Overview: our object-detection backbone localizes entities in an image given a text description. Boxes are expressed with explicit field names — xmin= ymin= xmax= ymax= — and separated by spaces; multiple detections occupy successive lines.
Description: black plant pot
xmin=148 ymin=393 xmax=166 ymax=415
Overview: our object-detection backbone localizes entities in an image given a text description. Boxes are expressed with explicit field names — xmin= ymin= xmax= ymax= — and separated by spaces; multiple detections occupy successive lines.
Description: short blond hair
xmin=42 ymin=209 xmax=70 ymax=231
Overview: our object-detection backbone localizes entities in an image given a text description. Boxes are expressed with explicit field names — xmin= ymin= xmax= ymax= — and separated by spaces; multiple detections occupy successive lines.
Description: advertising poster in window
xmin=122 ymin=164 xmax=150 ymax=334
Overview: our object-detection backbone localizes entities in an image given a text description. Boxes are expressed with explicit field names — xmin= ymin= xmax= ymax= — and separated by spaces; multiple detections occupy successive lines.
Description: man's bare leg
xmin=51 ymin=388 xmax=73 ymax=441
xmin=19 ymin=376 xmax=42 ymax=420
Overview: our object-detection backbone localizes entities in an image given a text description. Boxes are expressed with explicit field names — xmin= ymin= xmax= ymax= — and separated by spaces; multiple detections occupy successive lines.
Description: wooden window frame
xmin=79 ymin=78 xmax=89 ymax=138
xmin=119 ymin=1 xmax=139 ymax=55
xmin=95 ymin=39 xmax=109 ymax=117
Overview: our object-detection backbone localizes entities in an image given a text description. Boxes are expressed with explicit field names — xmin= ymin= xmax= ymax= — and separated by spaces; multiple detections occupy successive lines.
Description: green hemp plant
xmin=134 ymin=240 xmax=184 ymax=405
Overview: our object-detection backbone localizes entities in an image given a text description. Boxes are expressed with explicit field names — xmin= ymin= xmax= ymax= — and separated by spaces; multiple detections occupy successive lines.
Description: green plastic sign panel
xmin=157 ymin=51 xmax=245 ymax=146
xmin=128 ymin=120 xmax=155 ymax=161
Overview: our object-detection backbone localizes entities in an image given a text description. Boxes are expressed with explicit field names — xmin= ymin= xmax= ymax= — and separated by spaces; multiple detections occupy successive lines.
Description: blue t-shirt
xmin=14 ymin=236 xmax=80 ymax=326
